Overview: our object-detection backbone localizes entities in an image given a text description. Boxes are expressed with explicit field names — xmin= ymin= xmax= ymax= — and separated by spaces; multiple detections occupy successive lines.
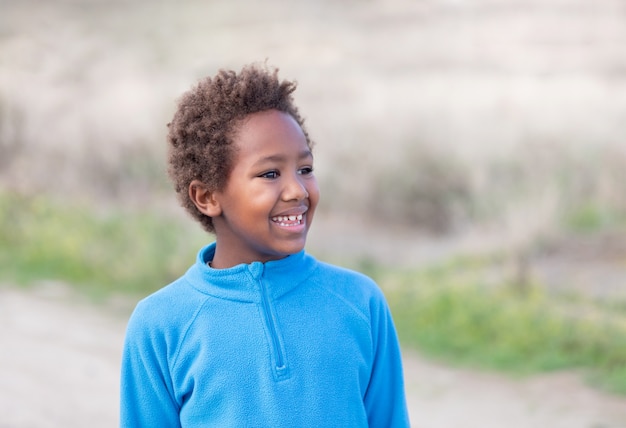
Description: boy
xmin=120 ymin=64 xmax=410 ymax=427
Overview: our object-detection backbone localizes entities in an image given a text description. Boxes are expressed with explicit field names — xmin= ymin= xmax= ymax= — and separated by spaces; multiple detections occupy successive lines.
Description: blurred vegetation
xmin=1 ymin=190 xmax=624 ymax=395
xmin=367 ymin=144 xmax=471 ymax=234
xmin=376 ymin=256 xmax=626 ymax=396
xmin=0 ymin=191 xmax=207 ymax=300
xmin=352 ymin=141 xmax=626 ymax=236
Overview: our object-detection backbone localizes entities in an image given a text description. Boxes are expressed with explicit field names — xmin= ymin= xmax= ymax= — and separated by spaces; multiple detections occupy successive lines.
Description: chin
xmin=277 ymin=241 xmax=307 ymax=257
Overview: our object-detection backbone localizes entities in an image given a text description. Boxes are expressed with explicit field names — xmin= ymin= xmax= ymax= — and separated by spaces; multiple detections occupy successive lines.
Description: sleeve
xmin=120 ymin=306 xmax=182 ymax=428
xmin=363 ymin=291 xmax=411 ymax=428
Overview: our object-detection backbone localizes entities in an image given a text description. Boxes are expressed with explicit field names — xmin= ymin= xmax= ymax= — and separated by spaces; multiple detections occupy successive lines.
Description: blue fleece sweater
xmin=120 ymin=243 xmax=410 ymax=427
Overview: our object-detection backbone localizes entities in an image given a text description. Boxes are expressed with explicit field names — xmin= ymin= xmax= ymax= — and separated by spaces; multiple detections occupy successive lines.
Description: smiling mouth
xmin=271 ymin=213 xmax=304 ymax=227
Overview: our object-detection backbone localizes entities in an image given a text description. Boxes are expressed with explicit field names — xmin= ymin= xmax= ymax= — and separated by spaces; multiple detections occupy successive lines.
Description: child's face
xmin=210 ymin=109 xmax=319 ymax=267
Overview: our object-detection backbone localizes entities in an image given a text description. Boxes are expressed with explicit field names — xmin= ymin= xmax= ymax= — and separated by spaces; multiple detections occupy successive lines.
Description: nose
xmin=282 ymin=173 xmax=309 ymax=201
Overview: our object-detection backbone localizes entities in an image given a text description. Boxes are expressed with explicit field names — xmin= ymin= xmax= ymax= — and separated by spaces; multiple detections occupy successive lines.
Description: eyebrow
xmin=253 ymin=149 xmax=313 ymax=165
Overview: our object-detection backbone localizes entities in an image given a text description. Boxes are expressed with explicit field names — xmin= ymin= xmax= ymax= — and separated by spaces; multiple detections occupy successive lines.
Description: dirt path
xmin=1 ymin=284 xmax=625 ymax=428
xmin=0 ymin=285 xmax=126 ymax=428
xmin=404 ymin=352 xmax=626 ymax=428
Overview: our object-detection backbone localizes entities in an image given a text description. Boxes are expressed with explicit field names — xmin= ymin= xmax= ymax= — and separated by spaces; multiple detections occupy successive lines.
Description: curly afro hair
xmin=167 ymin=64 xmax=312 ymax=233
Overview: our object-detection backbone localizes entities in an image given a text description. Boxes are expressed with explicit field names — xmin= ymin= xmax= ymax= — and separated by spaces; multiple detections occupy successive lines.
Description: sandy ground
xmin=1 ymin=284 xmax=626 ymax=428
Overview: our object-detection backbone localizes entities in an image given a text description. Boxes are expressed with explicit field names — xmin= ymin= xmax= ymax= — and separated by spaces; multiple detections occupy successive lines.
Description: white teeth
xmin=271 ymin=213 xmax=304 ymax=226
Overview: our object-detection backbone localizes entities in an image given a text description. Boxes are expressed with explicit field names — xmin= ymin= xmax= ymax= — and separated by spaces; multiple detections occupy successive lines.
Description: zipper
xmin=258 ymin=277 xmax=289 ymax=379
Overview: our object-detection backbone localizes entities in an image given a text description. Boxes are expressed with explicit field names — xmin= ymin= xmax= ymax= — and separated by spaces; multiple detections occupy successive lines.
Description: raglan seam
xmin=170 ymin=284 xmax=213 ymax=374
xmin=315 ymin=281 xmax=371 ymax=328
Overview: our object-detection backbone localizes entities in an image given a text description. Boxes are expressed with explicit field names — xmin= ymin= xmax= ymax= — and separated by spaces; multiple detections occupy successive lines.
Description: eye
xmin=298 ymin=166 xmax=314 ymax=176
xmin=259 ymin=170 xmax=280 ymax=179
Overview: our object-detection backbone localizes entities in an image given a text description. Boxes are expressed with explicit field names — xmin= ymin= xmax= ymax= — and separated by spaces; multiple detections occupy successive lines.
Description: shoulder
xmin=309 ymin=259 xmax=388 ymax=313
xmin=313 ymin=260 xmax=380 ymax=291
xmin=126 ymin=276 xmax=205 ymax=339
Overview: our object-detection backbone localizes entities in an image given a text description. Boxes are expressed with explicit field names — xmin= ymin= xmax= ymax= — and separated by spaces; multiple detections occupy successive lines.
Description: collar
xmin=184 ymin=242 xmax=318 ymax=302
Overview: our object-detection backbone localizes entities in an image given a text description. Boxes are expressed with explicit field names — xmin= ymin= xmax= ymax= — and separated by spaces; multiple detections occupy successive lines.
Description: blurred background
xmin=1 ymin=0 xmax=625 ymax=426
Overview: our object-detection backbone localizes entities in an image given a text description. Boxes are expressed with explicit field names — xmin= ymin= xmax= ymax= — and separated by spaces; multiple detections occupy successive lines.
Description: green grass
xmin=564 ymin=201 xmax=626 ymax=233
xmin=0 ymin=191 xmax=208 ymax=299
xmin=380 ymin=256 xmax=626 ymax=395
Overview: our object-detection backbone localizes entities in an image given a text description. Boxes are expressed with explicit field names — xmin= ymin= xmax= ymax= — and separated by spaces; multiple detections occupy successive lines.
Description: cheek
xmin=245 ymin=187 xmax=281 ymax=213
xmin=308 ymin=181 xmax=321 ymax=207
xmin=222 ymin=182 xmax=273 ymax=216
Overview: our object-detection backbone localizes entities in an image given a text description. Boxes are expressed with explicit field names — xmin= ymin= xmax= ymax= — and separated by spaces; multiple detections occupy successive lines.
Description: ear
xmin=189 ymin=180 xmax=222 ymax=217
